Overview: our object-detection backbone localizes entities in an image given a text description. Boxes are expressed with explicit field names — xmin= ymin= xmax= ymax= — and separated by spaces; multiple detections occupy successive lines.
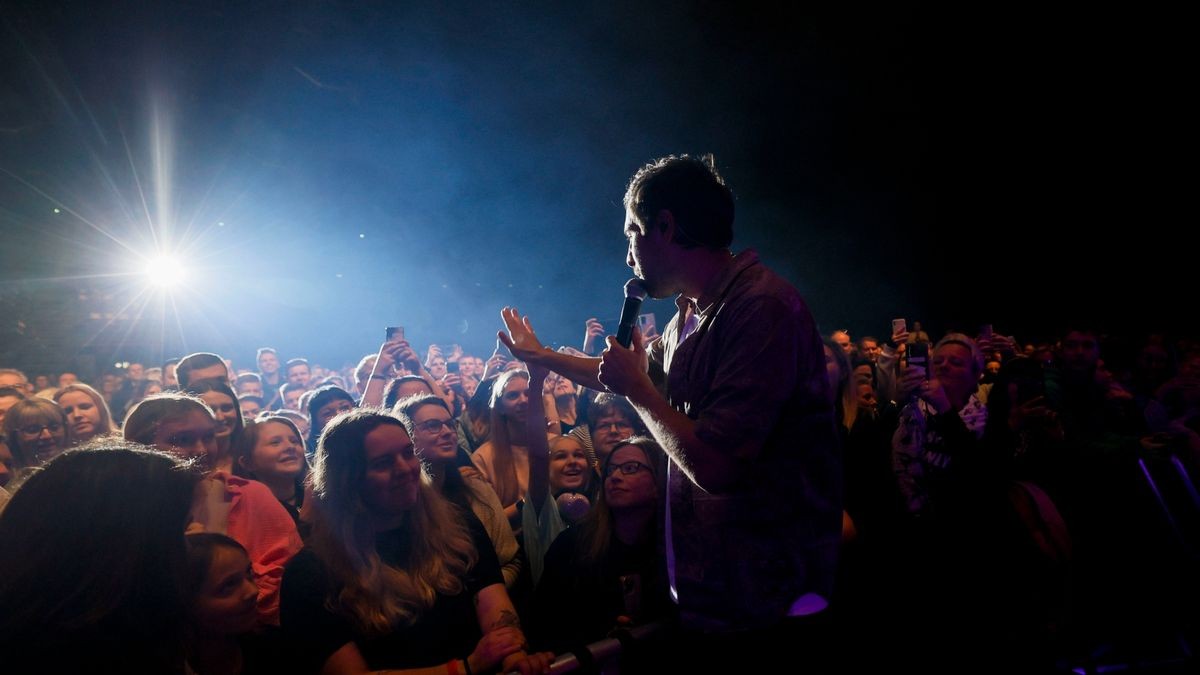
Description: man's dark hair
xmin=285 ymin=358 xmax=309 ymax=371
xmin=175 ymin=352 xmax=226 ymax=388
xmin=624 ymin=154 xmax=734 ymax=250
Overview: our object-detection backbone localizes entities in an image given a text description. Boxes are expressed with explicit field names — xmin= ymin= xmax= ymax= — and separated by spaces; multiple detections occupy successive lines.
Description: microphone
xmin=615 ymin=278 xmax=649 ymax=348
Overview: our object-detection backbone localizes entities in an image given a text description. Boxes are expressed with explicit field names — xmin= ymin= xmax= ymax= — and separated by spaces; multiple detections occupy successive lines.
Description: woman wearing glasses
xmin=529 ymin=437 xmax=672 ymax=656
xmin=2 ymin=397 xmax=70 ymax=469
xmin=395 ymin=395 xmax=523 ymax=589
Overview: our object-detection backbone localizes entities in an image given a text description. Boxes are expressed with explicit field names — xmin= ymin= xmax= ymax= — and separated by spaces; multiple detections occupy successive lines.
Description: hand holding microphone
xmin=615 ymin=278 xmax=648 ymax=348
xmin=599 ymin=278 xmax=652 ymax=399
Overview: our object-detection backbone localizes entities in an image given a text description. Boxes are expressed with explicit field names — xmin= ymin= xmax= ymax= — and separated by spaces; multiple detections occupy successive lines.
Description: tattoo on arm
xmin=490 ymin=608 xmax=522 ymax=632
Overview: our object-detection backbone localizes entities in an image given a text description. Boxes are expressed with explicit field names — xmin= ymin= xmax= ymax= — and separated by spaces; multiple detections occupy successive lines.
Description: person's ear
xmin=655 ymin=209 xmax=676 ymax=241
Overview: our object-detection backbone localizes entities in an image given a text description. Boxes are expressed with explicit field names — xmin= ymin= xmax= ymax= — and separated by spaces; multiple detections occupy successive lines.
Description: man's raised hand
xmin=498 ymin=307 xmax=546 ymax=364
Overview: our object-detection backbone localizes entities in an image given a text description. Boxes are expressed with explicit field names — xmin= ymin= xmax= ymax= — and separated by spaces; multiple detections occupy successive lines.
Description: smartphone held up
xmin=907 ymin=341 xmax=929 ymax=378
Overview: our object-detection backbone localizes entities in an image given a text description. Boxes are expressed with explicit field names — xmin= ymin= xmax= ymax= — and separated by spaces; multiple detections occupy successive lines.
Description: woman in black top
xmin=531 ymin=437 xmax=672 ymax=657
xmin=279 ymin=409 xmax=551 ymax=675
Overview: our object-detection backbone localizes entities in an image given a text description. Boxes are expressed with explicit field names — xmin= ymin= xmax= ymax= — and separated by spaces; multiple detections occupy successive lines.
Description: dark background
xmin=0 ymin=1 xmax=1185 ymax=375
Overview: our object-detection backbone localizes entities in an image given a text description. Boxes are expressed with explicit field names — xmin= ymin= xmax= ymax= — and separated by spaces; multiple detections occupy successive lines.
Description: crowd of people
xmin=0 ymin=327 xmax=680 ymax=673
xmin=2 ymin=156 xmax=1197 ymax=673
xmin=4 ymin=316 xmax=1196 ymax=672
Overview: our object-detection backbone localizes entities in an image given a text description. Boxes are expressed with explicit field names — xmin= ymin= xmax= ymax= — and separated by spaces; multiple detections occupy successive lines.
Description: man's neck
xmin=678 ymin=248 xmax=735 ymax=304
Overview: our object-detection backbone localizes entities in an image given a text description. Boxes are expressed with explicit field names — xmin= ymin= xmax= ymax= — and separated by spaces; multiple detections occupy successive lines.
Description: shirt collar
xmin=681 ymin=249 xmax=759 ymax=317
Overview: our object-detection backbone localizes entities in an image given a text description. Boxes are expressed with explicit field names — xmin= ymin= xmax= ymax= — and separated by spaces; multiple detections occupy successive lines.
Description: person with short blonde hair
xmin=3 ymin=397 xmax=69 ymax=469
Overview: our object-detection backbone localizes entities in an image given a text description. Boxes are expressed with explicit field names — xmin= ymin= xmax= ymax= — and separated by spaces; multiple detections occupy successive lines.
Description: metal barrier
xmin=507 ymin=622 xmax=665 ymax=675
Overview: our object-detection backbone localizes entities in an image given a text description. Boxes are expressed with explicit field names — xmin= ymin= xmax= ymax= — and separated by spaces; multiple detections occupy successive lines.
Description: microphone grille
xmin=624 ymin=278 xmax=648 ymax=300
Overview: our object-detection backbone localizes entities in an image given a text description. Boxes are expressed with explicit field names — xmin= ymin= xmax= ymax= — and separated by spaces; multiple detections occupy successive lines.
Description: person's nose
xmin=240 ymin=577 xmax=259 ymax=603
xmin=394 ymin=455 xmax=416 ymax=478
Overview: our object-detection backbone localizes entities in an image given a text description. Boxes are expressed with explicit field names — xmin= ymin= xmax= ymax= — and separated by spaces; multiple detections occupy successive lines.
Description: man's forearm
xmin=526 ymin=350 xmax=603 ymax=391
xmin=626 ymin=382 xmax=740 ymax=494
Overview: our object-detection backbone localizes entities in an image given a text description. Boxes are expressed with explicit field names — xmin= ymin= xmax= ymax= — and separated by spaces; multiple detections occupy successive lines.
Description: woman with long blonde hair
xmin=395 ymin=395 xmax=522 ymax=589
xmin=469 ymin=370 xmax=531 ymax=528
xmin=280 ymin=409 xmax=550 ymax=674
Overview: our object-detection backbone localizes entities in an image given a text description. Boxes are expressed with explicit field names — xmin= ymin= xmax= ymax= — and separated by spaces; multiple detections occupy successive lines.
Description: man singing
xmin=501 ymin=155 xmax=840 ymax=668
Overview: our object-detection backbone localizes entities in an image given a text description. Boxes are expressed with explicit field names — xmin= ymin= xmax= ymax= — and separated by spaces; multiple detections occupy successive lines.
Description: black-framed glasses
xmin=19 ymin=423 xmax=62 ymax=436
xmin=605 ymin=460 xmax=652 ymax=478
xmin=415 ymin=419 xmax=455 ymax=434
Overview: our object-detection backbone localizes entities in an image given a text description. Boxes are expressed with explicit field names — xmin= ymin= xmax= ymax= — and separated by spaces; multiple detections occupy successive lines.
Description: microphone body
xmin=616 ymin=278 xmax=648 ymax=348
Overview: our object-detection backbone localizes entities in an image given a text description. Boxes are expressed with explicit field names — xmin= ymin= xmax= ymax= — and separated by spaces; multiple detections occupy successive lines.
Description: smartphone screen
xmin=907 ymin=341 xmax=929 ymax=377
xmin=386 ymin=326 xmax=405 ymax=341
xmin=637 ymin=313 xmax=656 ymax=336
xmin=447 ymin=361 xmax=460 ymax=374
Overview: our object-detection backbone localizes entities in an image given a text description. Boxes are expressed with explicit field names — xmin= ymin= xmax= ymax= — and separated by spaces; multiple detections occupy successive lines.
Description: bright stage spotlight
xmin=144 ymin=255 xmax=186 ymax=288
